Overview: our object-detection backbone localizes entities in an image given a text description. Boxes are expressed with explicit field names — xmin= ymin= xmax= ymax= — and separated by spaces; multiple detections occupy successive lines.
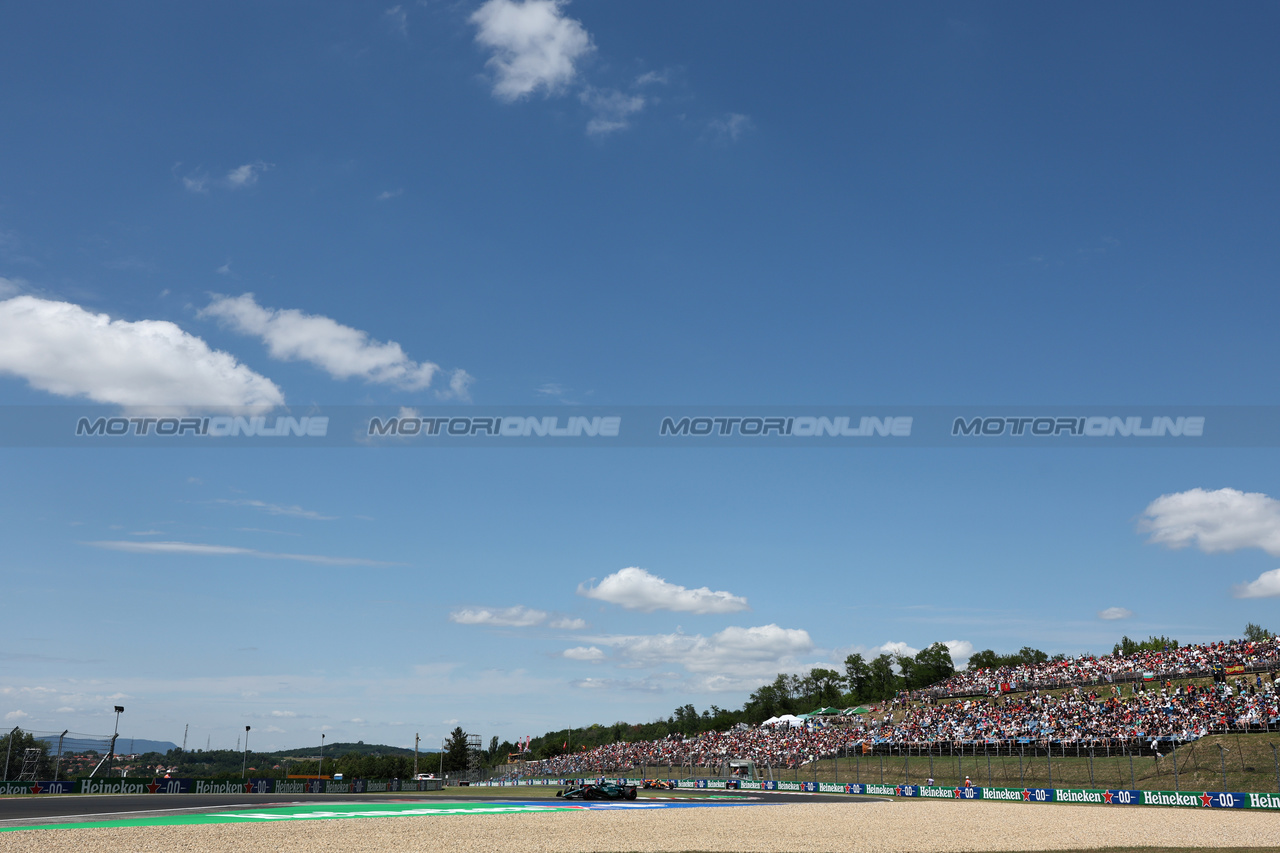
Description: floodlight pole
xmin=319 ymin=734 xmax=325 ymax=780
xmin=242 ymin=726 xmax=250 ymax=779
xmin=109 ymin=707 xmax=124 ymax=778
xmin=54 ymin=730 xmax=68 ymax=781
xmin=414 ymin=733 xmax=419 ymax=778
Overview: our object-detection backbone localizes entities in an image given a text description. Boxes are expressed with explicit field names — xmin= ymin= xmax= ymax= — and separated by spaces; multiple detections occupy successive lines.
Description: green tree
xmin=803 ymin=668 xmax=844 ymax=707
xmin=442 ymin=727 xmax=469 ymax=773
xmin=866 ymin=653 xmax=899 ymax=700
xmin=911 ymin=642 xmax=956 ymax=688
xmin=0 ymin=730 xmax=52 ymax=780
xmin=844 ymin=653 xmax=870 ymax=697
xmin=1244 ymin=622 xmax=1273 ymax=642
xmin=966 ymin=649 xmax=1001 ymax=671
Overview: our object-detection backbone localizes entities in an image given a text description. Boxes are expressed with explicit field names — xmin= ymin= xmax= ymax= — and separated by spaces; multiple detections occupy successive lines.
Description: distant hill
xmin=32 ymin=735 xmax=180 ymax=755
xmin=274 ymin=741 xmax=439 ymax=758
xmin=118 ymin=739 xmax=180 ymax=755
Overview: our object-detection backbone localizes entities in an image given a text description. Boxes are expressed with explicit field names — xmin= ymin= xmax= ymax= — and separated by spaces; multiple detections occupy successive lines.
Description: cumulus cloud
xmin=436 ymin=368 xmax=474 ymax=401
xmin=471 ymin=0 xmax=593 ymax=101
xmin=1098 ymin=607 xmax=1134 ymax=620
xmin=0 ymin=295 xmax=283 ymax=408
xmin=589 ymin=624 xmax=813 ymax=679
xmin=449 ymin=605 xmax=548 ymax=627
xmin=943 ymin=640 xmax=974 ymax=664
xmin=578 ymin=567 xmax=749 ymax=614
xmin=225 ymin=162 xmax=272 ymax=189
xmin=377 ymin=188 xmax=404 ymax=201
xmin=581 ymin=88 xmax=645 ymax=136
xmin=1140 ymin=488 xmax=1280 ymax=556
xmin=563 ymin=646 xmax=604 ymax=661
xmin=200 ymin=293 xmax=442 ymax=390
xmin=870 ymin=640 xmax=919 ymax=659
xmin=550 ymin=617 xmax=586 ymax=630
xmin=1234 ymin=569 xmax=1280 ymax=599
xmin=706 ymin=113 xmax=753 ymax=143
xmin=0 ymin=276 xmax=23 ymax=298
xmin=85 ymin=540 xmax=399 ymax=567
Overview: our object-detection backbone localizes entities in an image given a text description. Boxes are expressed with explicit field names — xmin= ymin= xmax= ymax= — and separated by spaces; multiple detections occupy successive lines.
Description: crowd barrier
xmin=2 ymin=775 xmax=1278 ymax=812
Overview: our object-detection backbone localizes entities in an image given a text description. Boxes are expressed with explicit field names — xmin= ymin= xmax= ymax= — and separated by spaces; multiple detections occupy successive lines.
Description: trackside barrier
xmin=8 ymin=776 xmax=1280 ymax=811
xmin=0 ymin=778 xmax=441 ymax=796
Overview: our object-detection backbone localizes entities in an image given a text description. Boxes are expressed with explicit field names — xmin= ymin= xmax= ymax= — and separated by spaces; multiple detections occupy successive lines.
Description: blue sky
xmin=2 ymin=2 xmax=1279 ymax=752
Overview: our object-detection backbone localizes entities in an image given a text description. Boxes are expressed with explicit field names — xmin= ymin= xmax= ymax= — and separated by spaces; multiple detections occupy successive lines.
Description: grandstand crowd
xmin=519 ymin=636 xmax=1280 ymax=777
xmin=925 ymin=635 xmax=1280 ymax=697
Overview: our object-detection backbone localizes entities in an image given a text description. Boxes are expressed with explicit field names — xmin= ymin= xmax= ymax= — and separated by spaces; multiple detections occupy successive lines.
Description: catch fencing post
xmin=1128 ymin=747 xmax=1135 ymax=789
xmin=1270 ymin=743 xmax=1279 ymax=794
xmin=1047 ymin=745 xmax=1052 ymax=788
xmin=1218 ymin=745 xmax=1227 ymax=791
xmin=879 ymin=752 xmax=883 ymax=784
xmin=1019 ymin=743 xmax=1023 ymax=786
xmin=1172 ymin=742 xmax=1178 ymax=791
xmin=985 ymin=744 xmax=991 ymax=787
xmin=905 ymin=748 xmax=909 ymax=784
xmin=1088 ymin=747 xmax=1094 ymax=788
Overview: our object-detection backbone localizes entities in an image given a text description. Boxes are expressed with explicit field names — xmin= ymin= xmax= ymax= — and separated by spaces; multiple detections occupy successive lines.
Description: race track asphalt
xmin=0 ymin=789 xmax=881 ymax=826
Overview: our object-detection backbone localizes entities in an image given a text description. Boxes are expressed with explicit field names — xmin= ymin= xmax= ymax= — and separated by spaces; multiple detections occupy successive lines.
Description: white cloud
xmin=0 ymin=276 xmax=23 ymax=298
xmin=550 ymin=617 xmax=586 ymax=630
xmin=578 ymin=567 xmax=749 ymax=614
xmin=436 ymin=368 xmax=474 ymax=401
xmin=0 ymin=295 xmax=284 ymax=408
xmin=563 ymin=646 xmax=604 ymax=661
xmin=377 ymin=188 xmax=404 ymax=201
xmin=590 ymin=624 xmax=812 ymax=679
xmin=271 ymin=710 xmax=297 ymax=718
xmin=448 ymin=605 xmax=548 ymax=627
xmin=225 ymin=162 xmax=271 ymax=189
xmin=706 ymin=113 xmax=753 ymax=143
xmin=200 ymin=293 xmax=442 ymax=390
xmin=215 ymin=498 xmax=336 ymax=521
xmin=1234 ymin=569 xmax=1280 ymax=599
xmin=85 ymin=540 xmax=400 ymax=567
xmin=4 ymin=710 xmax=28 ymax=721
xmin=1098 ymin=607 xmax=1134 ymax=620
xmin=634 ymin=70 xmax=667 ymax=87
xmin=1140 ymin=487 xmax=1280 ymax=556
xmin=384 ymin=5 xmax=408 ymax=35
xmin=581 ymin=87 xmax=645 ymax=136
xmin=471 ymin=0 xmax=593 ymax=101
xmin=182 ymin=173 xmax=209 ymax=193
xmin=870 ymin=640 xmax=919 ymax=659
xmin=943 ymin=639 xmax=974 ymax=664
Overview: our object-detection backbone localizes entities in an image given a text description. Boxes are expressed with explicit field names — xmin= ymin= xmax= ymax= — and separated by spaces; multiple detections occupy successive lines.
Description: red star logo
xmin=147 ymin=782 xmax=161 ymax=794
xmin=1103 ymin=790 xmax=1113 ymax=804
xmin=29 ymin=783 xmax=43 ymax=795
xmin=244 ymin=782 xmax=254 ymax=793
xmin=1200 ymin=792 xmax=1213 ymax=807
xmin=1022 ymin=789 xmax=1031 ymax=801
xmin=954 ymin=787 xmax=962 ymax=798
